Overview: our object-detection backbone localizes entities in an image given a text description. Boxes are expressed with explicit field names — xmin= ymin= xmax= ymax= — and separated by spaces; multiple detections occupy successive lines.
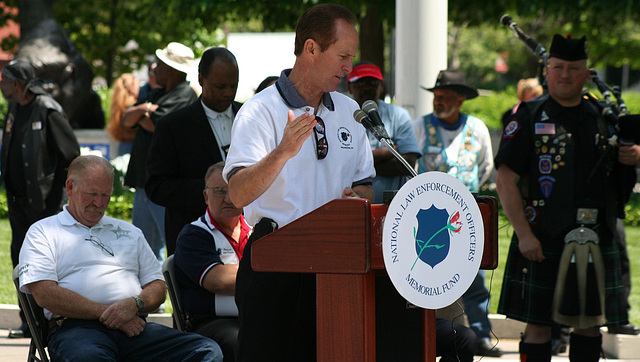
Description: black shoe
xmin=475 ymin=338 xmax=504 ymax=357
xmin=551 ymin=338 xmax=568 ymax=355
xmin=8 ymin=324 xmax=31 ymax=339
xmin=608 ymin=323 xmax=640 ymax=335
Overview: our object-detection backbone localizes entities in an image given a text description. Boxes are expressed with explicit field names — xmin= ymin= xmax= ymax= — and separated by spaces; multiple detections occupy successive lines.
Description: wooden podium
xmin=251 ymin=196 xmax=498 ymax=361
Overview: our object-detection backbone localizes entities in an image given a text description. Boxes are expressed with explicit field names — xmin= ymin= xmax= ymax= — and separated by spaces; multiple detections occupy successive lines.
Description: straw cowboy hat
xmin=155 ymin=42 xmax=194 ymax=74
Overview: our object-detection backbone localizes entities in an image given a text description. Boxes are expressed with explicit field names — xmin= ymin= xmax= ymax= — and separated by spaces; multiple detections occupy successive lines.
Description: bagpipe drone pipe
xmin=501 ymin=14 xmax=640 ymax=145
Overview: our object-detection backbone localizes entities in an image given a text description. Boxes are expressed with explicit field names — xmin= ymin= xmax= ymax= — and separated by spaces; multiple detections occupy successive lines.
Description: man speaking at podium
xmin=223 ymin=4 xmax=375 ymax=361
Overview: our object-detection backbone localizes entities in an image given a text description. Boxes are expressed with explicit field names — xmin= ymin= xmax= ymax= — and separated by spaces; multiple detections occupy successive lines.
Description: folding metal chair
xmin=162 ymin=255 xmax=192 ymax=331
xmin=12 ymin=266 xmax=50 ymax=362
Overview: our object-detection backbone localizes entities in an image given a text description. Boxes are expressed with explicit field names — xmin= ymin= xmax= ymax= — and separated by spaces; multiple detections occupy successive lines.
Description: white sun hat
xmin=155 ymin=42 xmax=194 ymax=74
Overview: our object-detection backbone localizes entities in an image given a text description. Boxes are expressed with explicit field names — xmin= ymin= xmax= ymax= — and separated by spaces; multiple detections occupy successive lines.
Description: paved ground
xmin=0 ymin=330 xmax=32 ymax=362
xmin=2 ymin=330 xmax=640 ymax=361
xmin=1 ymin=314 xmax=638 ymax=361
xmin=0 ymin=331 xmax=574 ymax=362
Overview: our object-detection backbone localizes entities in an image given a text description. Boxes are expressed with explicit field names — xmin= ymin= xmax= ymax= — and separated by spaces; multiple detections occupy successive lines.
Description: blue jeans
xmin=48 ymin=319 xmax=223 ymax=361
xmin=132 ymin=189 xmax=166 ymax=262
xmin=462 ymin=269 xmax=492 ymax=340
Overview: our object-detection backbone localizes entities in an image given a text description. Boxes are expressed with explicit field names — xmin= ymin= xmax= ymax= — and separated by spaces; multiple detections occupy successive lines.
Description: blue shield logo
xmin=413 ymin=205 xmax=451 ymax=268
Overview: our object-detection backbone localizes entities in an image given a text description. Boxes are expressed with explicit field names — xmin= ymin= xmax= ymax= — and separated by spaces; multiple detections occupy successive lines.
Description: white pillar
xmin=395 ymin=0 xmax=448 ymax=120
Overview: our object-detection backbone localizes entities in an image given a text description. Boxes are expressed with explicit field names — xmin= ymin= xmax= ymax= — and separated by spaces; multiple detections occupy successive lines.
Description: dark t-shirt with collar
xmin=125 ymin=81 xmax=197 ymax=188
xmin=174 ymin=213 xmax=249 ymax=317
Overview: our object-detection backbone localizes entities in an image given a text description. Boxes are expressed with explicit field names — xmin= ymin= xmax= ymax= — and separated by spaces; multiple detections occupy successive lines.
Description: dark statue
xmin=15 ymin=19 xmax=104 ymax=129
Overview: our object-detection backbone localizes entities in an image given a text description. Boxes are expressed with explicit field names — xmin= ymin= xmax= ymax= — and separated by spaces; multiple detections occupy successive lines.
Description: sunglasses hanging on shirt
xmin=313 ymin=116 xmax=328 ymax=160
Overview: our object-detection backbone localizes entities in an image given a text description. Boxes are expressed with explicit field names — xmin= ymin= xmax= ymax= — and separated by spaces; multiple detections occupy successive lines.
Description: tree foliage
xmin=450 ymin=0 xmax=640 ymax=70
xmin=51 ymin=0 xmax=232 ymax=86
xmin=3 ymin=0 xmax=640 ymax=88
xmin=1 ymin=0 xmax=230 ymax=85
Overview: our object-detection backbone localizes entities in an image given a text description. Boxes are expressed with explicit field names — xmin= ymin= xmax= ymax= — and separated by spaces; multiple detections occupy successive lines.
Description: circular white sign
xmin=382 ymin=171 xmax=484 ymax=309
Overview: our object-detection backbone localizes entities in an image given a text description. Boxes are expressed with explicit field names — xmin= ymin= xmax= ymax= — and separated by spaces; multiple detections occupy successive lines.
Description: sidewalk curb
xmin=0 ymin=304 xmax=174 ymax=330
xmin=0 ymin=304 xmax=522 ymax=338
xmin=0 ymin=304 xmax=19 ymax=330
xmin=1 ymin=305 xmax=637 ymax=358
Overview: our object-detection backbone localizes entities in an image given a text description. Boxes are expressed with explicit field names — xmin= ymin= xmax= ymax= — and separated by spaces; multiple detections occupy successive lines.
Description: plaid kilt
xmin=498 ymin=228 xmax=627 ymax=327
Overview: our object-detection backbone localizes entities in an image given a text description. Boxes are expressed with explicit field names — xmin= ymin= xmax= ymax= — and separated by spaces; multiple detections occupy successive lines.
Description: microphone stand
xmin=379 ymin=138 xmax=417 ymax=178
xmin=352 ymin=108 xmax=417 ymax=178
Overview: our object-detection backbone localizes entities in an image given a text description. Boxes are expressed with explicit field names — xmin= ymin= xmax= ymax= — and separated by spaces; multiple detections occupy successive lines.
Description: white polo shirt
xmin=18 ymin=206 xmax=164 ymax=318
xmin=223 ymin=69 xmax=376 ymax=227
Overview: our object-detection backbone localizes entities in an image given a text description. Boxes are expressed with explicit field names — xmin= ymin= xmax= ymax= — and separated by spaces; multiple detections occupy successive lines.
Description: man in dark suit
xmin=123 ymin=42 xmax=198 ymax=262
xmin=146 ymin=47 xmax=242 ymax=256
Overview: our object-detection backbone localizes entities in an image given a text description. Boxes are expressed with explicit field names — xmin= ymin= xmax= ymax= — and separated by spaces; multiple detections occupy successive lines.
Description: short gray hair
xmin=68 ymin=155 xmax=114 ymax=184
xmin=204 ymin=161 xmax=225 ymax=184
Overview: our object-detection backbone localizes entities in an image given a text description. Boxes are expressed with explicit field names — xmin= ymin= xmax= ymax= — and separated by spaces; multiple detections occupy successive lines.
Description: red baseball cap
xmin=348 ymin=64 xmax=383 ymax=83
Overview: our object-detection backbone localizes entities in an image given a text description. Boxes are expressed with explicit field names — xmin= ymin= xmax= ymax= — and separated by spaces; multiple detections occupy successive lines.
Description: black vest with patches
xmin=520 ymin=95 xmax=617 ymax=244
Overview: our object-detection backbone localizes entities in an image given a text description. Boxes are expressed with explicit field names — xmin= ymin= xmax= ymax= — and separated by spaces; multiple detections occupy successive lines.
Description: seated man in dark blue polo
xmin=174 ymin=162 xmax=250 ymax=362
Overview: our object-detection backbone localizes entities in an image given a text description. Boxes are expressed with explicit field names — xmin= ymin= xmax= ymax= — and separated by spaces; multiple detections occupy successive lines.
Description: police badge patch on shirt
xmin=534 ymin=123 xmax=555 ymax=135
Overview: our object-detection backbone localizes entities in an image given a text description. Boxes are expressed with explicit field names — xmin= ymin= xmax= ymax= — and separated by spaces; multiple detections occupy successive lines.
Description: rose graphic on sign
xmin=411 ymin=206 xmax=463 ymax=270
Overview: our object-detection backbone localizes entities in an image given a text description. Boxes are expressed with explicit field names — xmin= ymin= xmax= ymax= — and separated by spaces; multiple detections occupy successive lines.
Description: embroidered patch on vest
xmin=524 ymin=205 xmax=538 ymax=225
xmin=535 ymin=123 xmax=555 ymax=135
xmin=538 ymin=175 xmax=556 ymax=199
xmin=538 ymin=155 xmax=552 ymax=174
xmin=503 ymin=119 xmax=519 ymax=138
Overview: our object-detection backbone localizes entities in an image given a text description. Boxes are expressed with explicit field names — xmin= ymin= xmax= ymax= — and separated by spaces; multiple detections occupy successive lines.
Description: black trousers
xmin=235 ymin=218 xmax=316 ymax=362
xmin=8 ymin=192 xmax=63 ymax=267
xmin=192 ymin=317 xmax=238 ymax=362
xmin=375 ymin=276 xmax=477 ymax=362
xmin=616 ymin=218 xmax=631 ymax=311
xmin=9 ymin=193 xmax=62 ymax=326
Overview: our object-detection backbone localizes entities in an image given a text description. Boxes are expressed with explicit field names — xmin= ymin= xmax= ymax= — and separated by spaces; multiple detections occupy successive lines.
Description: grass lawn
xmin=489 ymin=217 xmax=640 ymax=326
xmin=0 ymin=219 xmax=16 ymax=305
xmin=0 ymin=217 xmax=637 ymax=325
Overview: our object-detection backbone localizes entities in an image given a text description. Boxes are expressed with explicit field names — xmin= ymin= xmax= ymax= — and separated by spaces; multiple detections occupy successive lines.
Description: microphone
xmin=353 ymin=109 xmax=393 ymax=145
xmin=353 ymin=109 xmax=376 ymax=135
xmin=361 ymin=100 xmax=392 ymax=142
xmin=353 ymin=109 xmax=415 ymax=177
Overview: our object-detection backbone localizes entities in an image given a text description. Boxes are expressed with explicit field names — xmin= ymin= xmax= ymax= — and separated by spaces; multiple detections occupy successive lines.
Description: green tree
xmin=1 ymin=0 xmax=228 ymax=86
xmin=4 ymin=0 xmax=640 ymax=88
xmin=449 ymin=0 xmax=640 ymax=70
xmin=1 ymin=0 xmax=398 ymax=85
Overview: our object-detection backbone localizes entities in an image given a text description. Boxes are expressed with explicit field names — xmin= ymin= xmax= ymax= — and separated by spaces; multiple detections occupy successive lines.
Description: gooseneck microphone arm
xmin=379 ymin=138 xmax=418 ymax=178
xmin=353 ymin=110 xmax=417 ymax=178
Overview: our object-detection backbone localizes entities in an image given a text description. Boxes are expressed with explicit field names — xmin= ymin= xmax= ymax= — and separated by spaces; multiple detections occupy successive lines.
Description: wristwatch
xmin=144 ymin=102 xmax=151 ymax=118
xmin=132 ymin=295 xmax=144 ymax=312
